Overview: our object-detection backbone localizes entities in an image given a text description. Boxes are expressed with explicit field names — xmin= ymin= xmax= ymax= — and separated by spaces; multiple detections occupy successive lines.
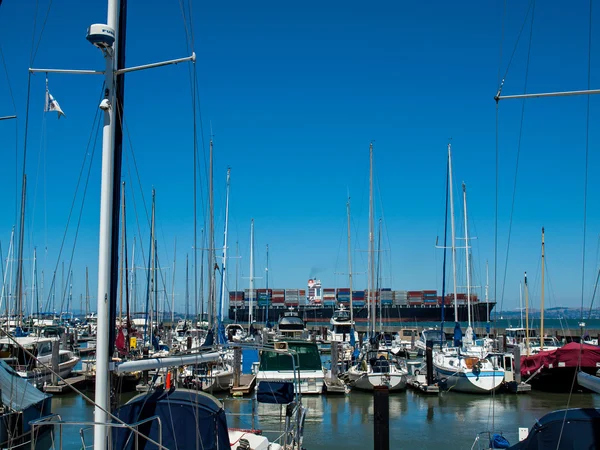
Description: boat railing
xmin=29 ymin=413 xmax=164 ymax=450
xmin=470 ymin=431 xmax=508 ymax=450
xmin=222 ymin=396 xmax=306 ymax=449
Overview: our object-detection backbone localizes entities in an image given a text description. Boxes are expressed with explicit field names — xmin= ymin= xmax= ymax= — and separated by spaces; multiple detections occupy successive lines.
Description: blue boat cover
xmin=202 ymin=329 xmax=214 ymax=347
xmin=257 ymin=381 xmax=295 ymax=404
xmin=491 ymin=433 xmax=510 ymax=449
xmin=0 ymin=360 xmax=50 ymax=411
xmin=508 ymin=408 xmax=600 ymax=450
xmin=113 ymin=388 xmax=230 ymax=450
xmin=241 ymin=349 xmax=259 ymax=374
xmin=453 ymin=322 xmax=463 ymax=347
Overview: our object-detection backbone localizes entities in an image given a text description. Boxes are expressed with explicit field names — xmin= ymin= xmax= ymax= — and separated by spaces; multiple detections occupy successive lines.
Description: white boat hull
xmin=256 ymin=370 xmax=325 ymax=394
xmin=433 ymin=365 xmax=504 ymax=394
xmin=346 ymin=367 xmax=407 ymax=392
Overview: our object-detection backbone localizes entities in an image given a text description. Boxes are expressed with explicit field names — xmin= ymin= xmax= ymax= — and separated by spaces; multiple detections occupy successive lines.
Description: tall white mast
xmin=219 ymin=168 xmax=231 ymax=323
xmin=519 ymin=281 xmax=523 ymax=328
xmin=347 ymin=197 xmax=354 ymax=326
xmin=485 ymin=260 xmax=489 ymax=324
xmin=94 ymin=0 xmax=118 ymax=446
xmin=31 ymin=248 xmax=37 ymax=316
xmin=20 ymin=3 xmax=198 ymax=445
xmin=462 ymin=182 xmax=473 ymax=345
xmin=368 ymin=142 xmax=375 ymax=337
xmin=248 ymin=219 xmax=255 ymax=329
xmin=448 ymin=144 xmax=459 ymax=322
xmin=208 ymin=139 xmax=214 ymax=327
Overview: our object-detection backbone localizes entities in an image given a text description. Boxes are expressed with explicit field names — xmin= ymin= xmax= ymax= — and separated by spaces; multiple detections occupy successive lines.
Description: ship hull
xmin=228 ymin=302 xmax=495 ymax=324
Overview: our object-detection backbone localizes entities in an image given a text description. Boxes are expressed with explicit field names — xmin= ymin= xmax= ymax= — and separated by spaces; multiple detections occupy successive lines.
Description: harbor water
xmin=50 ymin=387 xmax=600 ymax=449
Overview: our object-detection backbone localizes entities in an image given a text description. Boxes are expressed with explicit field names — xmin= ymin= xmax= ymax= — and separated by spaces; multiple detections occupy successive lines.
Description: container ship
xmin=228 ymin=279 xmax=495 ymax=324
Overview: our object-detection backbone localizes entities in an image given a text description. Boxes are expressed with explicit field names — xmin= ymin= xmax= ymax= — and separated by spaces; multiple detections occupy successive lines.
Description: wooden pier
xmin=43 ymin=375 xmax=87 ymax=394
xmin=407 ymin=375 xmax=439 ymax=395
xmin=230 ymin=374 xmax=256 ymax=396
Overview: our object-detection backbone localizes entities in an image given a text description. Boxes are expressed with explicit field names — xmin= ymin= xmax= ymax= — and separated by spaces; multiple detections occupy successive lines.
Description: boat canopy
xmin=259 ymin=342 xmax=322 ymax=371
xmin=0 ymin=360 xmax=50 ymax=412
xmin=257 ymin=381 xmax=295 ymax=404
xmin=113 ymin=388 xmax=230 ymax=450
xmin=508 ymin=408 xmax=600 ymax=450
xmin=521 ymin=342 xmax=600 ymax=376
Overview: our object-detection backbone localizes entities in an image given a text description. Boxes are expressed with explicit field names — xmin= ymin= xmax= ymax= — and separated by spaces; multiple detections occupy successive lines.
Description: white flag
xmin=45 ymin=90 xmax=66 ymax=119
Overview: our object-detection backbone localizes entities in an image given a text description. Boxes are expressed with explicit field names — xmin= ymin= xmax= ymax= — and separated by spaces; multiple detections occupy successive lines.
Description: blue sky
xmin=1 ymin=0 xmax=600 ymax=315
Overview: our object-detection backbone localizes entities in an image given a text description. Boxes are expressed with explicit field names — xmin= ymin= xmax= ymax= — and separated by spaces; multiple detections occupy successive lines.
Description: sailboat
xmin=327 ymin=197 xmax=358 ymax=347
xmin=432 ymin=149 xmax=504 ymax=394
xmin=518 ymin=228 xmax=600 ymax=392
xmin=345 ymin=143 xmax=408 ymax=392
xmin=21 ymin=1 xmax=309 ymax=448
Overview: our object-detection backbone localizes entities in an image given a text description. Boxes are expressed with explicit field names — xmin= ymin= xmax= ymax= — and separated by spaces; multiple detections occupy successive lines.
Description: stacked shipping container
xmin=408 ymin=291 xmax=423 ymax=306
xmin=229 ymin=291 xmax=244 ymax=308
xmin=336 ymin=288 xmax=351 ymax=304
xmin=423 ymin=290 xmax=437 ymax=305
xmin=393 ymin=290 xmax=408 ymax=306
xmin=352 ymin=290 xmax=365 ymax=307
xmin=285 ymin=289 xmax=300 ymax=306
xmin=323 ymin=288 xmax=336 ymax=307
xmin=380 ymin=288 xmax=393 ymax=305
xmin=272 ymin=289 xmax=285 ymax=308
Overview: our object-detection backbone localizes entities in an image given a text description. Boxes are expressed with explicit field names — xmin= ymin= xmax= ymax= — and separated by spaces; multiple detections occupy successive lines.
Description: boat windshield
xmin=422 ymin=329 xmax=446 ymax=345
xmin=333 ymin=324 xmax=352 ymax=334
xmin=259 ymin=342 xmax=322 ymax=371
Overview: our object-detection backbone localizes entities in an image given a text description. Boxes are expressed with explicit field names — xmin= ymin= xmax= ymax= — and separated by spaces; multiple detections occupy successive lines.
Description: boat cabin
xmin=277 ymin=309 xmax=307 ymax=340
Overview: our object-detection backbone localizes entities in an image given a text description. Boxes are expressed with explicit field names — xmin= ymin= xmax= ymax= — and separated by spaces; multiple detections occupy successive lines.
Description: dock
xmin=43 ymin=375 xmax=87 ymax=394
xmin=407 ymin=375 xmax=439 ymax=395
xmin=504 ymin=381 xmax=532 ymax=394
xmin=230 ymin=374 xmax=256 ymax=396
xmin=77 ymin=346 xmax=96 ymax=356
xmin=324 ymin=376 xmax=347 ymax=394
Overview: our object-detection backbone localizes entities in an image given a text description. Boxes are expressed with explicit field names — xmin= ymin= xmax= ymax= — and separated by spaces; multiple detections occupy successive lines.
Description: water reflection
xmin=49 ymin=388 xmax=600 ymax=450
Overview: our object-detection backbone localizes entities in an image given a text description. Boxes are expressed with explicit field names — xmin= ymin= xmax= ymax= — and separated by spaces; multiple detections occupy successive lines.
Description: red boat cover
xmin=521 ymin=342 xmax=600 ymax=376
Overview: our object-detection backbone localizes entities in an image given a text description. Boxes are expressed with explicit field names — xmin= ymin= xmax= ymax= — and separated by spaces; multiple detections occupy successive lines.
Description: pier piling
xmin=51 ymin=340 xmax=59 ymax=385
xmin=374 ymin=386 xmax=389 ymax=450
xmin=425 ymin=347 xmax=434 ymax=386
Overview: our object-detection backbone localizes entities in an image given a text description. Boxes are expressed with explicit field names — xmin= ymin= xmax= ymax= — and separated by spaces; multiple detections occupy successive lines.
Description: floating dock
xmin=230 ymin=374 xmax=256 ymax=396
xmin=43 ymin=375 xmax=87 ymax=394
xmin=324 ymin=376 xmax=347 ymax=394
xmin=407 ymin=375 xmax=439 ymax=395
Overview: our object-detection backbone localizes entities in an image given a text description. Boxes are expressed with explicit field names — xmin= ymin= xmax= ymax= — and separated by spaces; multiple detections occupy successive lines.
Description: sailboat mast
xmin=249 ymin=219 xmax=255 ymax=329
xmin=347 ymin=197 xmax=354 ymax=325
xmin=448 ymin=144 xmax=459 ymax=322
xmin=119 ymin=182 xmax=125 ymax=323
xmin=149 ymin=190 xmax=156 ymax=346
xmin=94 ymin=0 xmax=119 ymax=445
xmin=265 ymin=244 xmax=269 ymax=324
xmin=199 ymin=228 xmax=204 ymax=321
xmin=235 ymin=241 xmax=239 ymax=324
xmin=15 ymin=174 xmax=26 ymax=329
xmin=369 ymin=142 xmax=375 ymax=337
xmin=32 ymin=248 xmax=37 ymax=317
xmin=377 ymin=218 xmax=383 ymax=331
xmin=540 ymin=227 xmax=545 ymax=351
xmin=131 ymin=239 xmax=135 ymax=314
xmin=171 ymin=239 xmax=176 ymax=326
xmin=462 ymin=182 xmax=472 ymax=328
xmin=208 ymin=139 xmax=214 ymax=328
xmin=85 ymin=266 xmax=89 ymax=317
xmin=485 ymin=260 xmax=489 ymax=329
xmin=218 ymin=168 xmax=231 ymax=328
xmin=519 ymin=281 xmax=523 ymax=328
xmin=525 ymin=271 xmax=529 ymax=356
xmin=185 ymin=254 xmax=189 ymax=321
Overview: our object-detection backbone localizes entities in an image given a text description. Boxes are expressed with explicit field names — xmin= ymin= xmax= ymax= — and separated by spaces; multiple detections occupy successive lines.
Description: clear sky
xmin=1 ymin=0 xmax=599 ymax=315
